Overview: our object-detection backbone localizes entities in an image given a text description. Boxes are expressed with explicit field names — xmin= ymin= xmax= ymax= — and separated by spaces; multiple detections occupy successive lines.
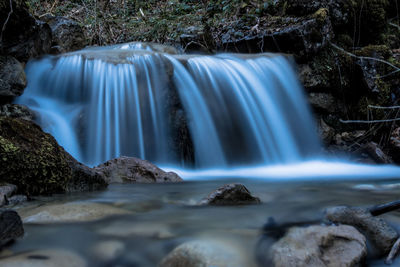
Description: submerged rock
xmin=269 ymin=224 xmax=367 ymax=267
xmin=21 ymin=202 xmax=130 ymax=223
xmin=94 ymin=156 xmax=182 ymax=184
xmin=0 ymin=210 xmax=24 ymax=247
xmin=0 ymin=56 xmax=26 ymax=103
xmin=325 ymin=206 xmax=398 ymax=254
xmin=159 ymin=240 xmax=248 ymax=267
xmin=0 ymin=249 xmax=87 ymax=267
xmin=42 ymin=16 xmax=86 ymax=54
xmin=90 ymin=240 xmax=125 ymax=262
xmin=199 ymin=183 xmax=260 ymax=206
xmin=0 ymin=117 xmax=107 ymax=195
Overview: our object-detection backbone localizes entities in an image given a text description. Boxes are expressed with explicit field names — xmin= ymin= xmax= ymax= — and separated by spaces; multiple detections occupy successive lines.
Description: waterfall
xmin=16 ymin=43 xmax=320 ymax=168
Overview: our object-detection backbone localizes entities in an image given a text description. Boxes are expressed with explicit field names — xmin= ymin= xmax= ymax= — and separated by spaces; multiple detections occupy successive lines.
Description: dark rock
xmin=318 ymin=118 xmax=335 ymax=145
xmin=94 ymin=156 xmax=183 ymax=184
xmin=0 ymin=104 xmax=35 ymax=121
xmin=0 ymin=210 xmax=24 ymax=247
xmin=325 ymin=206 xmax=398 ymax=255
xmin=0 ymin=117 xmax=107 ymax=195
xmin=180 ymin=26 xmax=214 ymax=53
xmin=389 ymin=127 xmax=400 ymax=163
xmin=356 ymin=58 xmax=380 ymax=93
xmin=199 ymin=183 xmax=260 ymax=206
xmin=0 ymin=56 xmax=26 ymax=102
xmin=41 ymin=16 xmax=86 ymax=54
xmin=363 ymin=142 xmax=392 ymax=164
xmin=308 ymin=92 xmax=337 ymax=113
xmin=0 ymin=0 xmax=52 ymax=62
xmin=269 ymin=224 xmax=367 ymax=267
xmin=7 ymin=195 xmax=27 ymax=206
xmin=219 ymin=10 xmax=333 ymax=60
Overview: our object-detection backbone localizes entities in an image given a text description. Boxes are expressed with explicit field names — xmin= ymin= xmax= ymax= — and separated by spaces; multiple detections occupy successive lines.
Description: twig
xmin=330 ymin=43 xmax=400 ymax=72
xmin=368 ymin=105 xmax=400 ymax=110
xmin=389 ymin=22 xmax=400 ymax=31
xmin=369 ymin=200 xmax=400 ymax=216
xmin=0 ymin=0 xmax=13 ymax=46
xmin=340 ymin=118 xmax=400 ymax=124
xmin=385 ymin=238 xmax=400 ymax=265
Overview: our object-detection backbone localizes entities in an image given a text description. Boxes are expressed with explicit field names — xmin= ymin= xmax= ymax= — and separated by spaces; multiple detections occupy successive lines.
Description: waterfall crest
xmin=17 ymin=43 xmax=320 ymax=168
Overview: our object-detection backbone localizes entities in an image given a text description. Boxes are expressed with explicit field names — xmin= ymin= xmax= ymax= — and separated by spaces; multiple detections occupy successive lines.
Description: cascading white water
xmin=16 ymin=42 xmax=320 ymax=168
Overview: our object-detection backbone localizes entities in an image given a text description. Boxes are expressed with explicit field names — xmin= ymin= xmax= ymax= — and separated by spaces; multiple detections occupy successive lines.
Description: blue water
xmin=16 ymin=42 xmax=320 ymax=168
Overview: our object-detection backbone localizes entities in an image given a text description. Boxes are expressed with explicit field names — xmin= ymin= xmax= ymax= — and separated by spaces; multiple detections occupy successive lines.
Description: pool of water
xmin=2 ymin=176 xmax=400 ymax=266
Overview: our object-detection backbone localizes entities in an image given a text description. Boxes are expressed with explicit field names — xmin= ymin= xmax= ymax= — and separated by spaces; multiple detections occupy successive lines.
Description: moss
xmin=0 ymin=117 xmax=106 ymax=195
xmin=312 ymin=8 xmax=328 ymax=24
xmin=355 ymin=45 xmax=392 ymax=58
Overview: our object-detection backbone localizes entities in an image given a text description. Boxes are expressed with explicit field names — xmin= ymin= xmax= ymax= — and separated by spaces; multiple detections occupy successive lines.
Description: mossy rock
xmin=0 ymin=117 xmax=107 ymax=195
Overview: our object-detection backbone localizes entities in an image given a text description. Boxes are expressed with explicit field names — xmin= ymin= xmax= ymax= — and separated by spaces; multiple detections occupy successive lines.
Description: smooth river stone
xmin=20 ymin=202 xmax=131 ymax=223
xmin=0 ymin=249 xmax=87 ymax=267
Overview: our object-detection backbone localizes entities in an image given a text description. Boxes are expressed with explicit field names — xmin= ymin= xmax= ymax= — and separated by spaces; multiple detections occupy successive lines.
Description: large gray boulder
xmin=94 ymin=156 xmax=183 ymax=184
xmin=325 ymin=206 xmax=398 ymax=255
xmin=269 ymin=225 xmax=367 ymax=267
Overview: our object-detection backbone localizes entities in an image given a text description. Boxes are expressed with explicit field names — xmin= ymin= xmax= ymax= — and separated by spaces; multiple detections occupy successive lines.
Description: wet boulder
xmin=325 ymin=206 xmax=398 ymax=255
xmin=0 ymin=117 xmax=107 ymax=195
xmin=199 ymin=183 xmax=260 ymax=206
xmin=0 ymin=56 xmax=26 ymax=103
xmin=0 ymin=0 xmax=52 ymax=62
xmin=0 ymin=210 xmax=24 ymax=247
xmin=0 ymin=104 xmax=35 ymax=121
xmin=363 ymin=142 xmax=392 ymax=164
xmin=94 ymin=156 xmax=183 ymax=184
xmin=269 ymin=224 xmax=367 ymax=267
xmin=42 ymin=16 xmax=86 ymax=54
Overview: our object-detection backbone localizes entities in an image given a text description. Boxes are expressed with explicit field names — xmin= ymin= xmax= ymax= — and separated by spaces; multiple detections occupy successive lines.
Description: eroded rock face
xmin=199 ymin=183 xmax=260 ymax=206
xmin=0 ymin=0 xmax=52 ymax=62
xmin=0 ymin=104 xmax=34 ymax=121
xmin=218 ymin=9 xmax=333 ymax=60
xmin=0 ymin=117 xmax=107 ymax=195
xmin=94 ymin=156 xmax=183 ymax=184
xmin=42 ymin=16 xmax=86 ymax=54
xmin=325 ymin=206 xmax=398 ymax=255
xmin=270 ymin=225 xmax=367 ymax=267
xmin=0 ymin=56 xmax=26 ymax=102
xmin=0 ymin=210 xmax=24 ymax=247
